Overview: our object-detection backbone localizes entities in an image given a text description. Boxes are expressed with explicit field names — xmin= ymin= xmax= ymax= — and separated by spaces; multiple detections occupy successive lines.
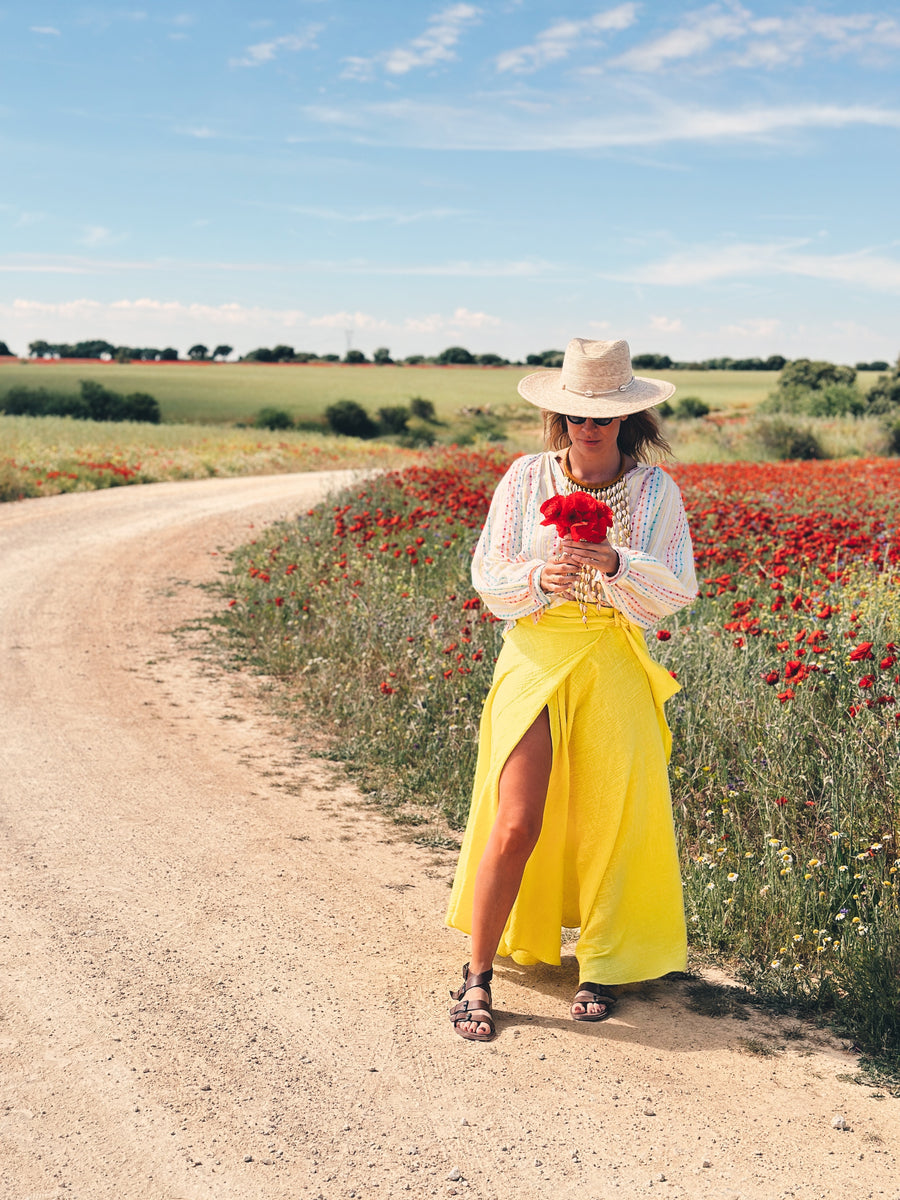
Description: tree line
xmin=0 ymin=337 xmax=891 ymax=375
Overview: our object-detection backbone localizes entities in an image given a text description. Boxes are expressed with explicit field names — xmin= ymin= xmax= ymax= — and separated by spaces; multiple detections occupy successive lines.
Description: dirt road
xmin=1 ymin=474 xmax=898 ymax=1200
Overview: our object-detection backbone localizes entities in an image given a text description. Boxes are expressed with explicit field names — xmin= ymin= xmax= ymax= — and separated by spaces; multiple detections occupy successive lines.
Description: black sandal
xmin=570 ymin=982 xmax=617 ymax=1022
xmin=449 ymin=963 xmax=495 ymax=1042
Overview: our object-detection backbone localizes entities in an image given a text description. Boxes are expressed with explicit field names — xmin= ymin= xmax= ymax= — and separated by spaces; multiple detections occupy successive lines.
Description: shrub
xmin=377 ymin=405 xmax=410 ymax=435
xmin=409 ymin=396 xmax=438 ymax=423
xmin=756 ymin=416 xmax=824 ymax=460
xmin=324 ymin=399 xmax=378 ymax=439
xmin=867 ymin=360 xmax=900 ymax=416
xmin=253 ymin=407 xmax=294 ymax=431
xmin=675 ymin=395 xmax=710 ymax=419
xmin=344 ymin=350 xmax=367 ymax=364
xmin=0 ymin=381 xmax=160 ymax=423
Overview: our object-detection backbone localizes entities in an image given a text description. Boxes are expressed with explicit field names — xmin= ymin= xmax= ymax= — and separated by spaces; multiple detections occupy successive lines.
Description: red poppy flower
xmin=849 ymin=642 xmax=874 ymax=661
xmin=774 ymin=796 xmax=789 ymax=806
xmin=657 ymin=630 xmax=671 ymax=641
xmin=858 ymin=675 xmax=875 ymax=689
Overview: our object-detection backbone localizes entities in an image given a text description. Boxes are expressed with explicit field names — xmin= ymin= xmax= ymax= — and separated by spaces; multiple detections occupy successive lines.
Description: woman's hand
xmin=539 ymin=556 xmax=579 ymax=597
xmin=558 ymin=536 xmax=619 ymax=577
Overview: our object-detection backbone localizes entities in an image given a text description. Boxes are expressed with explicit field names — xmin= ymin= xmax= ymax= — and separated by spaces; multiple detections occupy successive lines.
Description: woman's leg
xmin=456 ymin=706 xmax=552 ymax=1037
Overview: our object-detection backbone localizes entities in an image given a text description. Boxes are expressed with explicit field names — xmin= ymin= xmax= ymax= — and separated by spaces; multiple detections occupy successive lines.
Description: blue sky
xmin=1 ymin=1 xmax=899 ymax=362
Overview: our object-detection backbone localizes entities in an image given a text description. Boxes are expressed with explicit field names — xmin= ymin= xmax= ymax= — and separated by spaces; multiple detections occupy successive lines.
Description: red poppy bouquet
xmin=540 ymin=491 xmax=613 ymax=543
xmin=540 ymin=491 xmax=614 ymax=616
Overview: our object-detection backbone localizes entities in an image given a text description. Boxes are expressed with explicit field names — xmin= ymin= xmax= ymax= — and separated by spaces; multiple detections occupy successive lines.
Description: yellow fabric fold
xmin=446 ymin=602 xmax=687 ymax=984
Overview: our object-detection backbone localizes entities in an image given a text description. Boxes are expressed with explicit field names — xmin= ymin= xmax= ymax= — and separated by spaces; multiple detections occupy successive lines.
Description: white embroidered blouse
xmin=471 ymin=452 xmax=698 ymax=630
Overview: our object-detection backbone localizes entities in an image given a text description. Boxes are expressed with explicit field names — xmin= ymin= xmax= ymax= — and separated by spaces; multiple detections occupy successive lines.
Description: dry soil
xmin=1 ymin=473 xmax=898 ymax=1200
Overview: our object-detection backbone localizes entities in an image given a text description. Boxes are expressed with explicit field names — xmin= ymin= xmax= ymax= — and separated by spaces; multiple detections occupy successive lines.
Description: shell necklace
xmin=558 ymin=449 xmax=632 ymax=546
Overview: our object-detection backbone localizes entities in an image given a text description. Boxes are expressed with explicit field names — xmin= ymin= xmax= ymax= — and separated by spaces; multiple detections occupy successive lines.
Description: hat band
xmin=561 ymin=376 xmax=634 ymax=399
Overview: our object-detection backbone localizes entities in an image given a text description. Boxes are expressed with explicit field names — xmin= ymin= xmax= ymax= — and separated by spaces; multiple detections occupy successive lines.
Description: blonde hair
xmin=541 ymin=409 xmax=672 ymax=463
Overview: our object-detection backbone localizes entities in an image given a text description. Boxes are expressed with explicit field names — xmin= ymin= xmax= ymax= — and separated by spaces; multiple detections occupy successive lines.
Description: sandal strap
xmin=573 ymin=984 xmax=617 ymax=1007
xmin=450 ymin=1000 xmax=495 ymax=1031
xmin=450 ymin=962 xmax=493 ymax=1001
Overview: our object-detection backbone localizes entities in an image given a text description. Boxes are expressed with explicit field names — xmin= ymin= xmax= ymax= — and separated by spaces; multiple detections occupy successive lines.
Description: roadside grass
xmin=0 ymin=361 xmax=809 ymax=426
xmin=212 ymin=451 xmax=900 ymax=1073
xmin=0 ymin=413 xmax=421 ymax=501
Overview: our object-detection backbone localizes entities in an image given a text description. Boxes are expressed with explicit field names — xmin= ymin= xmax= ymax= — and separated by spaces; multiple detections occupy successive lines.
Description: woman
xmin=446 ymin=337 xmax=698 ymax=1042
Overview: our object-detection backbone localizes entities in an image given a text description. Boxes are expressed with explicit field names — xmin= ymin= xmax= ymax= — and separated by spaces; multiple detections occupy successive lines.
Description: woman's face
xmin=566 ymin=415 xmax=623 ymax=451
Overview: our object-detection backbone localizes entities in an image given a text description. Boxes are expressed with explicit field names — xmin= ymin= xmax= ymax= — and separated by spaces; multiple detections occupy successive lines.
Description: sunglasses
xmin=565 ymin=415 xmax=614 ymax=426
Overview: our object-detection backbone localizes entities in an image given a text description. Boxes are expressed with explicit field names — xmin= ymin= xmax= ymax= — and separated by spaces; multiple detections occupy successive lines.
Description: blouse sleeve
xmin=471 ymin=456 xmax=552 ymax=620
xmin=597 ymin=467 xmax=698 ymax=628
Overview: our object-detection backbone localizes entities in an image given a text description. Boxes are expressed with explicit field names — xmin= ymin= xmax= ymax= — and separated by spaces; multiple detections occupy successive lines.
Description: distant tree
xmin=344 ymin=349 xmax=368 ymax=364
xmin=477 ymin=353 xmax=508 ymax=366
xmin=271 ymin=344 xmax=295 ymax=362
xmin=856 ymin=360 xmax=889 ymax=372
xmin=373 ymin=347 xmax=393 ymax=364
xmin=525 ymin=354 xmax=543 ymax=366
xmin=403 ymin=354 xmax=426 ymax=365
xmin=243 ymin=347 xmax=275 ymax=362
xmin=114 ymin=348 xmax=133 ymax=363
xmin=763 ymin=355 xmax=787 ymax=371
xmin=324 ymin=399 xmax=377 ymax=438
xmin=28 ymin=340 xmax=54 ymax=358
xmin=160 ymin=347 xmax=179 ymax=361
xmin=778 ymin=358 xmax=856 ymax=391
xmin=213 ymin=344 xmax=233 ymax=361
xmin=321 ymin=353 xmax=340 ymax=362
xmin=436 ymin=346 xmax=475 ymax=364
xmin=293 ymin=351 xmax=319 ymax=362
xmin=0 ymin=340 xmax=12 ymax=356
xmin=632 ymin=353 xmax=672 ymax=370
xmin=187 ymin=344 xmax=209 ymax=361
xmin=537 ymin=349 xmax=564 ymax=367
xmin=866 ymin=356 xmax=900 ymax=415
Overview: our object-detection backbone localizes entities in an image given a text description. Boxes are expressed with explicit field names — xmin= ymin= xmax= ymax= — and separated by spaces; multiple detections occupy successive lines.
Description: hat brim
xmin=517 ymin=369 xmax=675 ymax=418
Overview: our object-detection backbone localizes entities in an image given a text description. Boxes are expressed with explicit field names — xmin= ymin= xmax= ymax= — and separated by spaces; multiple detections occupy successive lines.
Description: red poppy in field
xmin=657 ymin=630 xmax=671 ymax=641
xmin=858 ymin=675 xmax=875 ymax=689
xmin=849 ymin=642 xmax=874 ymax=661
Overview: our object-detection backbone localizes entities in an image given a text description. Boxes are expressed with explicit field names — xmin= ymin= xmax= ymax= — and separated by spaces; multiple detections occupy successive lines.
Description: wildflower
xmin=771 ymin=960 xmax=781 ymax=968
xmin=774 ymin=797 xmax=788 ymax=807
xmin=657 ymin=630 xmax=671 ymax=641
xmin=808 ymin=859 xmax=820 ymax=867
xmin=858 ymin=674 xmax=875 ymax=689
xmin=706 ymin=882 xmax=715 ymax=890
xmin=849 ymin=642 xmax=874 ymax=661
xmin=856 ymin=926 xmax=868 ymax=936
xmin=835 ymin=912 xmax=846 ymax=921
xmin=727 ymin=872 xmax=739 ymax=882
xmin=792 ymin=934 xmax=803 ymax=942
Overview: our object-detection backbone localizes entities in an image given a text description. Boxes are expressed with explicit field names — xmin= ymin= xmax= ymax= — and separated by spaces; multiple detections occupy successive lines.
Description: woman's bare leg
xmin=456 ymin=707 xmax=552 ymax=1037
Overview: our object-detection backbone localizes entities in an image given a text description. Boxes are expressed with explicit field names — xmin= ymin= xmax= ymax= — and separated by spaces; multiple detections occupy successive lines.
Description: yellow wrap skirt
xmin=445 ymin=602 xmax=687 ymax=984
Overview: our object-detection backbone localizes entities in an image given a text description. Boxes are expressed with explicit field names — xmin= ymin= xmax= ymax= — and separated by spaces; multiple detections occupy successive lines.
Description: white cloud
xmin=496 ymin=4 xmax=638 ymax=73
xmin=285 ymin=205 xmax=468 ymax=225
xmin=611 ymin=4 xmax=900 ymax=74
xmin=721 ymin=317 xmax=781 ymax=338
xmin=650 ymin=315 xmax=683 ymax=333
xmin=343 ymin=4 xmax=481 ymax=80
xmin=302 ymin=96 xmax=900 ymax=150
xmin=613 ymin=240 xmax=900 ymax=292
xmin=230 ymin=27 xmax=320 ymax=68
xmin=80 ymin=225 xmax=118 ymax=247
xmin=308 ymin=310 xmax=389 ymax=330
xmin=404 ymin=307 xmax=502 ymax=333
xmin=176 ymin=125 xmax=216 ymax=139
xmin=30 ymin=25 xmax=61 ymax=35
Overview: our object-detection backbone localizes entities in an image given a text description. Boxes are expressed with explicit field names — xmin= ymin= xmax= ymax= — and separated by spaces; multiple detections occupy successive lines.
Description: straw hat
xmin=517 ymin=337 xmax=675 ymax=418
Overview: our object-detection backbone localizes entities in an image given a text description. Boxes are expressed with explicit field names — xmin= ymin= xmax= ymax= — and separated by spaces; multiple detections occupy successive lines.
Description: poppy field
xmin=218 ymin=451 xmax=900 ymax=1064
xmin=0 ymin=414 xmax=421 ymax=502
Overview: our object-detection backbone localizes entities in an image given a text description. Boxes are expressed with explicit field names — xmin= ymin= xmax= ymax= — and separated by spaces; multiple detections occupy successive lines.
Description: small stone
xmin=343 ymin=1124 xmax=351 ymax=1131
xmin=644 ymin=1109 xmax=656 ymax=1117
xmin=244 ymin=1155 xmax=253 ymax=1162
xmin=447 ymin=1168 xmax=461 ymax=1181
xmin=831 ymin=1115 xmax=850 ymax=1131
xmin=702 ymin=1159 xmax=712 ymax=1168
xmin=200 ymin=1085 xmax=211 ymax=1092
xmin=460 ymin=1118 xmax=469 ymax=1127
xmin=538 ymin=1054 xmax=546 ymax=1061
xmin=656 ymin=1173 xmax=667 ymax=1182
xmin=534 ymin=1160 xmax=543 ymax=1167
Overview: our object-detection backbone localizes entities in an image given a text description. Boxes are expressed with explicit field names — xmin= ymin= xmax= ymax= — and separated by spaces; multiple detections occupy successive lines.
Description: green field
xmin=0 ymin=360 xmax=857 ymax=426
